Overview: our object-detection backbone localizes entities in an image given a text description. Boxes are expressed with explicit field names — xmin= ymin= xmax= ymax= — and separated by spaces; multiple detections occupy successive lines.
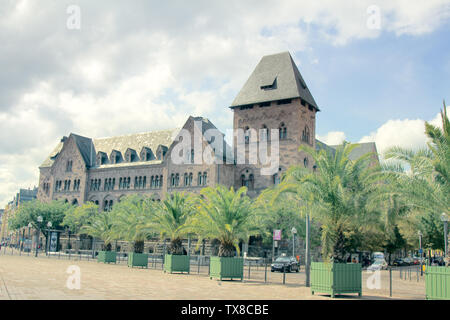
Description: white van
xmin=373 ymin=252 xmax=385 ymax=261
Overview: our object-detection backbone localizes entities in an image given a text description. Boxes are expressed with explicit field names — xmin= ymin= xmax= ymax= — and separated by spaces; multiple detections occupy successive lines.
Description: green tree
xmin=111 ymin=194 xmax=155 ymax=254
xmin=190 ymin=185 xmax=260 ymax=257
xmin=9 ymin=200 xmax=71 ymax=241
xmin=80 ymin=210 xmax=116 ymax=251
xmin=150 ymin=192 xmax=195 ymax=255
xmin=274 ymin=142 xmax=381 ymax=262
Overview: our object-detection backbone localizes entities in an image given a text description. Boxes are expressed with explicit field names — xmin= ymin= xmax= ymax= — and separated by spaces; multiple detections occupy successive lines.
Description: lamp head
xmin=441 ymin=213 xmax=448 ymax=222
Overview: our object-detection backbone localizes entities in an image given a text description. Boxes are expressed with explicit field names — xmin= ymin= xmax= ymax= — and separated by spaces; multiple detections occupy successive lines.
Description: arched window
xmin=249 ymin=174 xmax=254 ymax=190
xmin=203 ymin=172 xmax=207 ymax=186
xmin=279 ymin=123 xmax=287 ymax=140
xmin=175 ymin=174 xmax=180 ymax=187
xmin=160 ymin=175 xmax=163 ymax=188
xmin=304 ymin=157 xmax=309 ymax=168
xmin=153 ymin=176 xmax=157 ymax=189
xmin=261 ymin=125 xmax=270 ymax=142
xmin=244 ymin=126 xmax=250 ymax=144
xmin=273 ymin=173 xmax=280 ymax=185
xmin=189 ymin=173 xmax=193 ymax=186
xmin=198 ymin=172 xmax=203 ymax=186
xmin=241 ymin=174 xmax=247 ymax=187
xmin=127 ymin=177 xmax=130 ymax=189
xmin=302 ymin=126 xmax=310 ymax=144
xmin=184 ymin=173 xmax=189 ymax=186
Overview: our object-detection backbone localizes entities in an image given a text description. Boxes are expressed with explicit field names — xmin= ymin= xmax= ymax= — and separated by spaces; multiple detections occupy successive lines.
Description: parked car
xmin=271 ymin=256 xmax=300 ymax=273
xmin=402 ymin=257 xmax=413 ymax=265
xmin=392 ymin=258 xmax=408 ymax=266
xmin=367 ymin=259 xmax=388 ymax=271
xmin=412 ymin=256 xmax=421 ymax=265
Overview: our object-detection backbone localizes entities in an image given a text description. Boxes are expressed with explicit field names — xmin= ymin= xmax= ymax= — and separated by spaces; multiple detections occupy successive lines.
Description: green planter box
xmin=97 ymin=251 xmax=117 ymax=264
xmin=209 ymin=256 xmax=243 ymax=281
xmin=426 ymin=266 xmax=450 ymax=300
xmin=311 ymin=262 xmax=362 ymax=298
xmin=127 ymin=252 xmax=148 ymax=268
xmin=164 ymin=254 xmax=190 ymax=274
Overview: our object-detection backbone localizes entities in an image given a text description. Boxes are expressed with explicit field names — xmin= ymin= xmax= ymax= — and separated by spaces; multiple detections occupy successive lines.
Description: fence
xmin=0 ymin=243 xmax=427 ymax=299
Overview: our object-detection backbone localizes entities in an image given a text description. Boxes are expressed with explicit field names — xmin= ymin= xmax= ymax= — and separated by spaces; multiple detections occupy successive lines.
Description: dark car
xmin=392 ymin=258 xmax=408 ymax=266
xmin=271 ymin=256 xmax=300 ymax=273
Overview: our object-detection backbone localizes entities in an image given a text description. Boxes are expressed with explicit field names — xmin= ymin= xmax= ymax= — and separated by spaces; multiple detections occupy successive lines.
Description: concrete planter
xmin=209 ymin=256 xmax=243 ymax=281
xmin=127 ymin=252 xmax=148 ymax=268
xmin=426 ymin=266 xmax=450 ymax=300
xmin=97 ymin=250 xmax=117 ymax=264
xmin=164 ymin=254 xmax=190 ymax=274
xmin=311 ymin=262 xmax=362 ymax=298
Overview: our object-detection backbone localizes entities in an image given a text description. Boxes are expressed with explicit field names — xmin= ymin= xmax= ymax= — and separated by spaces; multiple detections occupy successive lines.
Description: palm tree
xmin=274 ymin=142 xmax=380 ymax=262
xmin=382 ymin=104 xmax=450 ymax=250
xmin=190 ymin=185 xmax=259 ymax=257
xmin=150 ymin=192 xmax=195 ymax=255
xmin=111 ymin=195 xmax=155 ymax=253
xmin=80 ymin=210 xmax=116 ymax=251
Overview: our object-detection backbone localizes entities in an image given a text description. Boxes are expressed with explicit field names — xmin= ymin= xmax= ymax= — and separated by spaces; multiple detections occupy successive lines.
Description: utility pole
xmin=305 ymin=213 xmax=311 ymax=287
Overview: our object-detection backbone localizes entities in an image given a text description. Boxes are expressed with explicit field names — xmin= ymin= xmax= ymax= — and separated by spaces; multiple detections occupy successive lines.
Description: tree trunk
xmin=134 ymin=240 xmax=144 ymax=254
xmin=168 ymin=238 xmax=185 ymax=255
xmin=218 ymin=242 xmax=236 ymax=257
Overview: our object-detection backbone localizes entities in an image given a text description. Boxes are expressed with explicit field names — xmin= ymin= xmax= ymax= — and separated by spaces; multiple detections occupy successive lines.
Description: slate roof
xmin=40 ymin=128 xmax=180 ymax=169
xmin=316 ymin=139 xmax=379 ymax=162
xmin=39 ymin=117 xmax=234 ymax=169
xmin=230 ymin=52 xmax=319 ymax=110
xmin=94 ymin=128 xmax=180 ymax=161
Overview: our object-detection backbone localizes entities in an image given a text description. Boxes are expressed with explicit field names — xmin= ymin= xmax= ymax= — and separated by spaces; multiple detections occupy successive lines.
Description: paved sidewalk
xmin=0 ymin=255 xmax=409 ymax=300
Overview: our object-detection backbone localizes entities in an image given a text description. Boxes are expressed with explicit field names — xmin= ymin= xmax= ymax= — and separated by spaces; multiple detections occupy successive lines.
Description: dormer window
xmin=97 ymin=152 xmax=108 ymax=165
xmin=140 ymin=147 xmax=155 ymax=162
xmin=260 ymin=78 xmax=277 ymax=91
xmin=156 ymin=145 xmax=168 ymax=161
xmin=110 ymin=150 xmax=122 ymax=164
xmin=125 ymin=148 xmax=138 ymax=163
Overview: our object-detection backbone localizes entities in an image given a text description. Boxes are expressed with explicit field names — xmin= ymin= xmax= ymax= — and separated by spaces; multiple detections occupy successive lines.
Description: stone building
xmin=37 ymin=51 xmax=378 ymax=211
xmin=0 ymin=188 xmax=38 ymax=243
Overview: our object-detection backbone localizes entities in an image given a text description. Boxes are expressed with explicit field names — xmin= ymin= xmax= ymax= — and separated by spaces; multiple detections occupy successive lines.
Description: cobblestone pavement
xmin=0 ymin=255 xmax=424 ymax=300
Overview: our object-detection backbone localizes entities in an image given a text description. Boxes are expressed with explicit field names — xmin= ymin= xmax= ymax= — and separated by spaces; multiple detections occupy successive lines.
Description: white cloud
xmin=317 ymin=131 xmax=347 ymax=146
xmin=359 ymin=107 xmax=449 ymax=156
xmin=0 ymin=1 xmax=449 ymax=207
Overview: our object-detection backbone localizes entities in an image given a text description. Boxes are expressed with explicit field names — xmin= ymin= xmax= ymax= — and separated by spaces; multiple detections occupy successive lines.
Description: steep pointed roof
xmin=230 ymin=52 xmax=319 ymax=110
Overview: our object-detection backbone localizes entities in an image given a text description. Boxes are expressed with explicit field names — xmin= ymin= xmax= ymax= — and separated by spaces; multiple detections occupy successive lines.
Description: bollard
xmin=248 ymin=262 xmax=251 ymax=279
xmin=389 ymin=268 xmax=392 ymax=297
xmin=198 ymin=257 xmax=200 ymax=274
xmin=283 ymin=266 xmax=286 ymax=285
xmin=265 ymin=263 xmax=267 ymax=283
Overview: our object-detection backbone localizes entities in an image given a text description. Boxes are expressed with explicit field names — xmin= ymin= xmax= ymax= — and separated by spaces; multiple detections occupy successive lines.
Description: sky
xmin=0 ymin=0 xmax=449 ymax=207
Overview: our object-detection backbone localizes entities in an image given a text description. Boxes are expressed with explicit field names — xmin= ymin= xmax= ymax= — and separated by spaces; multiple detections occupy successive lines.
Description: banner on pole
xmin=273 ymin=230 xmax=282 ymax=241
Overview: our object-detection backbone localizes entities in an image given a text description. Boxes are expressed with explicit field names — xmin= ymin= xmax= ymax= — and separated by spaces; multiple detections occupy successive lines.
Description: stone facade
xmin=37 ymin=51 xmax=378 ymax=211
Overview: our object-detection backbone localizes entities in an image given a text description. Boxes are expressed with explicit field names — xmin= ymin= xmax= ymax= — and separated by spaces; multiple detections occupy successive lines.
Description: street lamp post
xmin=46 ymin=221 xmax=52 ymax=255
xmin=441 ymin=213 xmax=448 ymax=258
xmin=27 ymin=223 xmax=32 ymax=253
xmin=291 ymin=227 xmax=297 ymax=258
xmin=35 ymin=216 xmax=43 ymax=257
xmin=418 ymin=231 xmax=423 ymax=276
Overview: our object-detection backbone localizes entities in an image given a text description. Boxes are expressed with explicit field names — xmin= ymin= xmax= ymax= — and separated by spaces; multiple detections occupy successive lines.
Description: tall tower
xmin=231 ymin=52 xmax=320 ymax=197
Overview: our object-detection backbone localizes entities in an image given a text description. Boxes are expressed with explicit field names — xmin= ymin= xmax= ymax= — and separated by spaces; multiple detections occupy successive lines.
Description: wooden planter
xmin=209 ymin=256 xmax=243 ymax=281
xmin=164 ymin=254 xmax=190 ymax=274
xmin=127 ymin=252 xmax=148 ymax=268
xmin=97 ymin=251 xmax=117 ymax=264
xmin=311 ymin=262 xmax=362 ymax=298
xmin=426 ymin=266 xmax=450 ymax=300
